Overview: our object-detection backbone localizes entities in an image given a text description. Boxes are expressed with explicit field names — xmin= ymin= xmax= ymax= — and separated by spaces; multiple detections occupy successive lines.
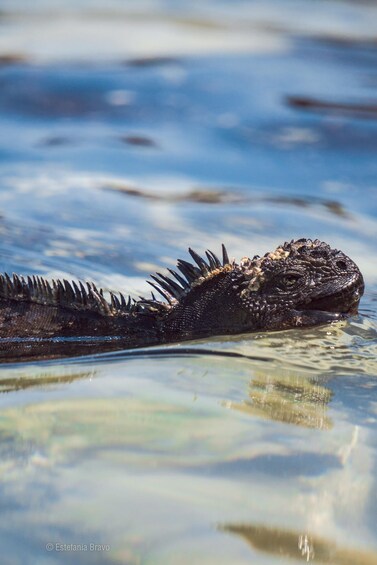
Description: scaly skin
xmin=0 ymin=238 xmax=364 ymax=362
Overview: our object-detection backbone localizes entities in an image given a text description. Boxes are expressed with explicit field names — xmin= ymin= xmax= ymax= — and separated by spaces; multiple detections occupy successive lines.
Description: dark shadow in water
xmin=286 ymin=96 xmax=377 ymax=119
xmin=119 ymin=134 xmax=158 ymax=148
xmin=0 ymin=54 xmax=29 ymax=66
xmin=265 ymin=195 xmax=349 ymax=218
xmin=0 ymin=337 xmax=133 ymax=365
xmin=0 ymin=338 xmax=274 ymax=366
xmin=101 ymin=183 xmax=247 ymax=204
xmin=310 ymin=35 xmax=377 ymax=51
xmin=220 ymin=523 xmax=377 ymax=564
xmin=101 ymin=182 xmax=350 ymax=216
xmin=124 ymin=56 xmax=181 ymax=68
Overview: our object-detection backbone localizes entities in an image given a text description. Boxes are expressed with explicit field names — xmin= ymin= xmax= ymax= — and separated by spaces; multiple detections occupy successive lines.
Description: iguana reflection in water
xmin=0 ymin=368 xmax=94 ymax=394
xmin=228 ymin=370 xmax=333 ymax=430
xmin=220 ymin=523 xmax=377 ymax=565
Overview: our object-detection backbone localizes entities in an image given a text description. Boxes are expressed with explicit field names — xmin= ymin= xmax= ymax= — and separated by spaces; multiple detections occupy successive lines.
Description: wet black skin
xmin=0 ymin=239 xmax=364 ymax=362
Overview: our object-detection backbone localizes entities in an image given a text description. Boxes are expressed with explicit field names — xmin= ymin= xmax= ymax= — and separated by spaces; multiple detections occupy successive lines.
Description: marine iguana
xmin=0 ymin=238 xmax=364 ymax=362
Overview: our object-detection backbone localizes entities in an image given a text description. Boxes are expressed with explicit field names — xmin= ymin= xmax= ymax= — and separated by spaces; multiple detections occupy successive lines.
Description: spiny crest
xmin=144 ymin=245 xmax=233 ymax=309
xmin=0 ymin=246 xmax=234 ymax=317
xmin=0 ymin=273 xmax=135 ymax=316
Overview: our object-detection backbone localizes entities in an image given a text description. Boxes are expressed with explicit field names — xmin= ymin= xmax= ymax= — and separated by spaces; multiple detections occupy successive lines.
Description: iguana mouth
xmin=300 ymin=274 xmax=364 ymax=314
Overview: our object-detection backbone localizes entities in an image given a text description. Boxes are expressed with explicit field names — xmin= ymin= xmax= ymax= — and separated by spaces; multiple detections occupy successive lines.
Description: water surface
xmin=0 ymin=1 xmax=377 ymax=563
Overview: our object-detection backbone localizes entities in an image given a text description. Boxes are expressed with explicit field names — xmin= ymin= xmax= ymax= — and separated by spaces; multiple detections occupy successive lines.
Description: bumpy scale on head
xmin=239 ymin=239 xmax=325 ymax=297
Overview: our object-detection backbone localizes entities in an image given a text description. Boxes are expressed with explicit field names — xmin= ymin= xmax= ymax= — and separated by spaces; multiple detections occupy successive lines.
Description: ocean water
xmin=0 ymin=1 xmax=377 ymax=563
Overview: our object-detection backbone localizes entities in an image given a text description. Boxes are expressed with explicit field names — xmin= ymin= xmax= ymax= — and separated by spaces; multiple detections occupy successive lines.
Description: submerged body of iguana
xmin=0 ymin=239 xmax=364 ymax=362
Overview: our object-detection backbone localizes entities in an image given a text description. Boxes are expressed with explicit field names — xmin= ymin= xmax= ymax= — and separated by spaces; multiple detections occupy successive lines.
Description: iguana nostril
xmin=336 ymin=260 xmax=348 ymax=271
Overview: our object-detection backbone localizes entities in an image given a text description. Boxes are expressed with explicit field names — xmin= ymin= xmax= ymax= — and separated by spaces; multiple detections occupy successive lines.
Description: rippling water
xmin=0 ymin=1 xmax=377 ymax=563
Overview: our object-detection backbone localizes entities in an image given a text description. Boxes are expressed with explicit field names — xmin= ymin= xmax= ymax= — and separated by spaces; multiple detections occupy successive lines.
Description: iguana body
xmin=0 ymin=239 xmax=364 ymax=362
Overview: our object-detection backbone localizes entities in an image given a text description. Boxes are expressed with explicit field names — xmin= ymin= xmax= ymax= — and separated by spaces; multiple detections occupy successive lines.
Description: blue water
xmin=0 ymin=1 xmax=377 ymax=563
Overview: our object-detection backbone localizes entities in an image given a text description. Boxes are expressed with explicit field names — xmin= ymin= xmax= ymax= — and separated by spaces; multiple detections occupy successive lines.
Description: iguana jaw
xmin=298 ymin=272 xmax=364 ymax=314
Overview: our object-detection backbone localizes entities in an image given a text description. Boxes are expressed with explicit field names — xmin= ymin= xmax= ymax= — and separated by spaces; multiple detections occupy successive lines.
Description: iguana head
xmin=238 ymin=238 xmax=364 ymax=329
xmin=152 ymin=238 xmax=364 ymax=335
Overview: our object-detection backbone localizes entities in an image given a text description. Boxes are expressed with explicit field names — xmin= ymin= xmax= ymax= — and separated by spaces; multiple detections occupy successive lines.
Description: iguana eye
xmin=277 ymin=273 xmax=301 ymax=291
